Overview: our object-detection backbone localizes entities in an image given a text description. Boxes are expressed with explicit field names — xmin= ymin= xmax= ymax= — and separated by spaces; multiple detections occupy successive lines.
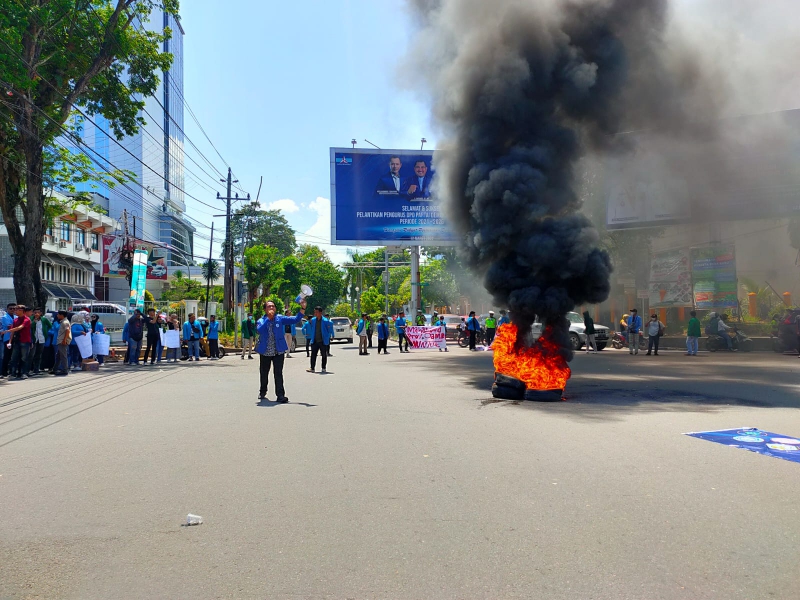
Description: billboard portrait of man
xmin=374 ymin=155 xmax=403 ymax=196
xmin=402 ymin=159 xmax=433 ymax=201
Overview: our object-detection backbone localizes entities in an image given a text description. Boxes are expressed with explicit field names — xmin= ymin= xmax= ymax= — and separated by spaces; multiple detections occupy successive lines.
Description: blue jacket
xmin=256 ymin=311 xmax=305 ymax=354
xmin=395 ymin=317 xmax=407 ymax=333
xmin=122 ymin=322 xmax=129 ymax=343
xmin=498 ymin=315 xmax=510 ymax=326
xmin=301 ymin=320 xmax=312 ymax=338
xmin=305 ymin=316 xmax=334 ymax=345
xmin=1 ymin=312 xmax=13 ymax=342
xmin=402 ymin=173 xmax=433 ymax=199
xmin=92 ymin=321 xmax=105 ymax=334
xmin=207 ymin=321 xmax=219 ymax=340
xmin=627 ymin=314 xmax=643 ymax=334
xmin=356 ymin=319 xmax=366 ymax=335
xmin=377 ymin=323 xmax=389 ymax=340
xmin=47 ymin=319 xmax=59 ymax=347
xmin=183 ymin=320 xmax=203 ymax=341
xmin=375 ymin=172 xmax=402 ymax=196
xmin=467 ymin=317 xmax=480 ymax=331
xmin=70 ymin=323 xmax=86 ymax=346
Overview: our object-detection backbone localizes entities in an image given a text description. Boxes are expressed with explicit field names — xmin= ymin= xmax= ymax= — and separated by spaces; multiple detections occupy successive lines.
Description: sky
xmin=179 ymin=0 xmax=434 ymax=264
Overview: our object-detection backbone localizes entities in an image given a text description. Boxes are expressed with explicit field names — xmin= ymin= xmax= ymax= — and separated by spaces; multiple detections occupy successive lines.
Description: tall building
xmin=68 ymin=9 xmax=194 ymax=301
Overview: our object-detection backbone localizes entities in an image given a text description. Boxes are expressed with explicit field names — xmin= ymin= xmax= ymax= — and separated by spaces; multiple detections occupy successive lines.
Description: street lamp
xmin=355 ymin=286 xmax=360 ymax=313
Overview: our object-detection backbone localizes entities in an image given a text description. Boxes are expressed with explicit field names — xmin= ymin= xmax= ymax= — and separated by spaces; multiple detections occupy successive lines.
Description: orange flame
xmin=493 ymin=323 xmax=571 ymax=390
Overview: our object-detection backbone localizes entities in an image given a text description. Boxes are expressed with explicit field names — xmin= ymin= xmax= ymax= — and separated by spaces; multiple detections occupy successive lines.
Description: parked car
xmin=295 ymin=317 xmax=353 ymax=349
xmin=532 ymin=311 xmax=610 ymax=350
xmin=70 ymin=302 xmax=127 ymax=330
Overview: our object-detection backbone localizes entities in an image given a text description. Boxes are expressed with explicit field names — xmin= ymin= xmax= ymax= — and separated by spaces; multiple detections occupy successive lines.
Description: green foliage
xmin=359 ymin=287 xmax=386 ymax=316
xmin=144 ymin=289 xmax=155 ymax=303
xmin=231 ymin=206 xmax=296 ymax=260
xmin=295 ymin=244 xmax=344 ymax=311
xmin=739 ymin=277 xmax=779 ymax=320
xmin=420 ymin=259 xmax=459 ymax=308
xmin=244 ymin=245 xmax=284 ymax=296
xmin=200 ymin=259 xmax=221 ymax=283
xmin=173 ymin=270 xmax=184 ymax=280
xmin=332 ymin=302 xmax=358 ymax=322
xmin=162 ymin=277 xmax=205 ymax=302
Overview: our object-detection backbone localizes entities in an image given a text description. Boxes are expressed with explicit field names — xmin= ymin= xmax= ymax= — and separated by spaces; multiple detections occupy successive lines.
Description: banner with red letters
xmin=405 ymin=326 xmax=447 ymax=350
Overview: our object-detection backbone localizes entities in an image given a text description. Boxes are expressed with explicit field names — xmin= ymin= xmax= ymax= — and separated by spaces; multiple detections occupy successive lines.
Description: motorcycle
xmin=706 ymin=328 xmax=753 ymax=352
xmin=611 ymin=330 xmax=646 ymax=350
xmin=458 ymin=327 xmax=486 ymax=348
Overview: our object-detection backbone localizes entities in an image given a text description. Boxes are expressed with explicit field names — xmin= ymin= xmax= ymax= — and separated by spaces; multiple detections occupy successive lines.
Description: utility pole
xmin=203 ymin=222 xmax=214 ymax=318
xmin=216 ymin=168 xmax=241 ymax=315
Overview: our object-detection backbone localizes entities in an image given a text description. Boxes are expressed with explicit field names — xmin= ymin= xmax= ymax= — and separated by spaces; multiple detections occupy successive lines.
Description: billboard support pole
xmin=411 ymin=246 xmax=420 ymax=323
xmin=384 ymin=248 xmax=389 ymax=316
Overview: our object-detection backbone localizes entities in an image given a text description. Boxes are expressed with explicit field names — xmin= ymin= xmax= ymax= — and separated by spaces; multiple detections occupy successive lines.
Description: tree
xmin=296 ymin=244 xmax=344 ymax=311
xmin=200 ymin=259 xmax=221 ymax=284
xmin=230 ymin=206 xmax=296 ymax=260
xmin=420 ymin=259 xmax=459 ymax=309
xmin=243 ymin=245 xmax=285 ymax=299
xmin=359 ymin=287 xmax=386 ymax=316
xmin=0 ymin=0 xmax=177 ymax=307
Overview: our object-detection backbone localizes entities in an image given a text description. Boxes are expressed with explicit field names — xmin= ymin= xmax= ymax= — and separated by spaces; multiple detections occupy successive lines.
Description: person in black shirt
xmin=143 ymin=308 xmax=162 ymax=365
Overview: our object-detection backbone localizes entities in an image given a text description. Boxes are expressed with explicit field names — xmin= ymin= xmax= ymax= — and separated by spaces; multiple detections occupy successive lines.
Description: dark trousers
xmin=9 ymin=342 xmax=31 ymax=377
xmin=310 ymin=341 xmax=327 ymax=371
xmin=377 ymin=338 xmax=388 ymax=354
xmin=648 ymin=335 xmax=660 ymax=354
xmin=2 ymin=344 xmax=11 ymax=376
xmin=55 ymin=344 xmax=69 ymax=374
xmin=43 ymin=344 xmax=55 ymax=371
xmin=398 ymin=332 xmax=409 ymax=351
xmin=259 ymin=353 xmax=286 ymax=398
xmin=305 ymin=340 xmax=310 ymax=357
xmin=209 ymin=339 xmax=219 ymax=358
xmin=30 ymin=341 xmax=43 ymax=373
xmin=486 ymin=328 xmax=496 ymax=345
xmin=326 ymin=344 xmax=332 ymax=357
xmin=367 ymin=330 xmax=373 ymax=347
xmin=469 ymin=330 xmax=477 ymax=350
xmin=145 ymin=337 xmax=159 ymax=363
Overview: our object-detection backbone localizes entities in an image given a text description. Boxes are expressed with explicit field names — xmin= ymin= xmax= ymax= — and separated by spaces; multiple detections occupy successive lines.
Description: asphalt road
xmin=1 ymin=344 xmax=800 ymax=599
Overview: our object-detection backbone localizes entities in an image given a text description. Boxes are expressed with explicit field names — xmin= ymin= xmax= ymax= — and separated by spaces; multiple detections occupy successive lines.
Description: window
xmin=77 ymin=229 xmax=86 ymax=245
xmin=60 ymin=221 xmax=71 ymax=241
xmin=91 ymin=234 xmax=99 ymax=250
xmin=46 ymin=226 xmax=53 ymax=236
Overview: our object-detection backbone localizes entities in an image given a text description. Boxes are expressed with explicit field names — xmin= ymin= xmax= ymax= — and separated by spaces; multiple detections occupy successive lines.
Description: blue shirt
xmin=395 ymin=317 xmax=407 ymax=333
xmin=47 ymin=319 xmax=60 ymax=347
xmin=70 ymin=323 xmax=85 ymax=346
xmin=377 ymin=323 xmax=389 ymax=340
xmin=207 ymin=321 xmax=219 ymax=340
xmin=467 ymin=317 xmax=480 ymax=331
xmin=627 ymin=315 xmax=643 ymax=333
xmin=1 ymin=312 xmax=13 ymax=342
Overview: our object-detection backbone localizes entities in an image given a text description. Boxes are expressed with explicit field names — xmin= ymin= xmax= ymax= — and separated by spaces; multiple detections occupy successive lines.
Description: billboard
xmin=691 ymin=245 xmax=737 ymax=309
xmin=330 ymin=148 xmax=458 ymax=245
xmin=129 ymin=250 xmax=148 ymax=315
xmin=102 ymin=234 xmax=168 ymax=280
xmin=648 ymin=249 xmax=693 ymax=308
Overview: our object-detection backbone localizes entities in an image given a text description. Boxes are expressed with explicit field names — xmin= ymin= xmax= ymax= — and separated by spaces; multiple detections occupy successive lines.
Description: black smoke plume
xmin=410 ymin=0 xmax=682 ymax=361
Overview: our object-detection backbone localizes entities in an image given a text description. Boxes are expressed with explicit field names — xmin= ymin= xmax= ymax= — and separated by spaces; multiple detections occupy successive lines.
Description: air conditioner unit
xmin=43 ymin=234 xmax=52 ymax=243
xmin=85 ymin=247 xmax=93 ymax=255
xmin=59 ymin=240 xmax=67 ymax=248
xmin=75 ymin=243 xmax=84 ymax=251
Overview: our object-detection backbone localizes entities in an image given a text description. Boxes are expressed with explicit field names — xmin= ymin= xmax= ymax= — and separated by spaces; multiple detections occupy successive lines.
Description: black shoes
xmin=276 ymin=397 xmax=289 ymax=404
xmin=258 ymin=393 xmax=266 ymax=401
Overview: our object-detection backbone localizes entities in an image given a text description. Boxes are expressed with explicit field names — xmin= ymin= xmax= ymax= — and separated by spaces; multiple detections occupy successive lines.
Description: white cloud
xmin=267 ymin=198 xmax=300 ymax=213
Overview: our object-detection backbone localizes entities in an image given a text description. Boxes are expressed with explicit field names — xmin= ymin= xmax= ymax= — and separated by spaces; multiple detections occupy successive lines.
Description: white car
xmin=150 ymin=264 xmax=167 ymax=277
xmin=330 ymin=317 xmax=353 ymax=343
xmin=532 ymin=311 xmax=610 ymax=350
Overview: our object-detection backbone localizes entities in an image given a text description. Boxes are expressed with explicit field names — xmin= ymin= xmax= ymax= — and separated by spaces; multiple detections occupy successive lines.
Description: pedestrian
xmin=29 ymin=308 xmax=50 ymax=375
xmin=257 ymin=299 xmax=306 ymax=402
xmin=466 ymin=311 xmax=480 ymax=351
xmin=498 ymin=310 xmax=510 ymax=328
xmin=686 ymin=310 xmax=701 ymax=356
xmin=143 ymin=308 xmax=162 ymax=365
xmin=0 ymin=302 xmax=15 ymax=377
xmin=7 ymin=305 xmax=32 ymax=379
xmin=356 ymin=313 xmax=369 ymax=355
xmin=324 ymin=313 xmax=334 ymax=357
xmin=583 ymin=310 xmax=598 ymax=354
xmin=241 ymin=312 xmax=256 ymax=360
xmin=305 ymin=306 xmax=333 ymax=374
xmin=396 ymin=311 xmax=409 ymax=353
xmin=283 ymin=309 xmax=296 ymax=358
xmin=69 ymin=313 xmax=88 ymax=371
xmin=207 ymin=314 xmax=220 ymax=360
xmin=301 ymin=318 xmax=312 ymax=357
xmin=366 ymin=315 xmax=374 ymax=348
xmin=485 ymin=311 xmax=497 ymax=345
xmin=436 ymin=315 xmax=449 ymax=352
xmin=89 ymin=314 xmax=106 ymax=365
xmin=127 ymin=309 xmax=144 ymax=365
xmin=43 ymin=310 xmax=57 ymax=373
xmin=183 ymin=313 xmax=203 ymax=361
xmin=164 ymin=313 xmax=179 ymax=363
xmin=646 ymin=314 xmax=664 ymax=356
xmin=53 ymin=310 xmax=71 ymax=375
xmin=626 ymin=309 xmax=642 ymax=355
xmin=377 ymin=316 xmax=390 ymax=354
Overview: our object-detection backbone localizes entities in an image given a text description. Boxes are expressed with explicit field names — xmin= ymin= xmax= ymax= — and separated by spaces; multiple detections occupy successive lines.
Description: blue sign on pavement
xmin=685 ymin=427 xmax=800 ymax=464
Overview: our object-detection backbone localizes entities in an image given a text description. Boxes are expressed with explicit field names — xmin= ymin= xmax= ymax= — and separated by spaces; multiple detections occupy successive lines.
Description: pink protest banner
xmin=405 ymin=326 xmax=447 ymax=350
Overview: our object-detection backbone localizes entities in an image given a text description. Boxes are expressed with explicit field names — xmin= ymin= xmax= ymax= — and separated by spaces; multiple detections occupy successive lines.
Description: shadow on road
xmin=256 ymin=400 xmax=317 ymax=408
xmin=413 ymin=348 xmax=798 ymax=422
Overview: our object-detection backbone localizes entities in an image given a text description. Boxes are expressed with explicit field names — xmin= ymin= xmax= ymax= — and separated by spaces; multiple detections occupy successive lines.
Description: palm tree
xmin=201 ymin=260 xmax=221 ymax=285
xmin=740 ymin=278 xmax=778 ymax=319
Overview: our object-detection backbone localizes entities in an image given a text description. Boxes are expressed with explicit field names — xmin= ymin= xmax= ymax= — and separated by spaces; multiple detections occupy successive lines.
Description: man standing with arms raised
xmin=257 ymin=299 xmax=306 ymax=402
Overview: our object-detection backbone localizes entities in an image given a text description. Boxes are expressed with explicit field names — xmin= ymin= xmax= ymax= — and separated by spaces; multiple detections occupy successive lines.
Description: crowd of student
xmin=0 ymin=302 xmax=108 ymax=380
xmin=121 ymin=309 xmax=222 ymax=365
